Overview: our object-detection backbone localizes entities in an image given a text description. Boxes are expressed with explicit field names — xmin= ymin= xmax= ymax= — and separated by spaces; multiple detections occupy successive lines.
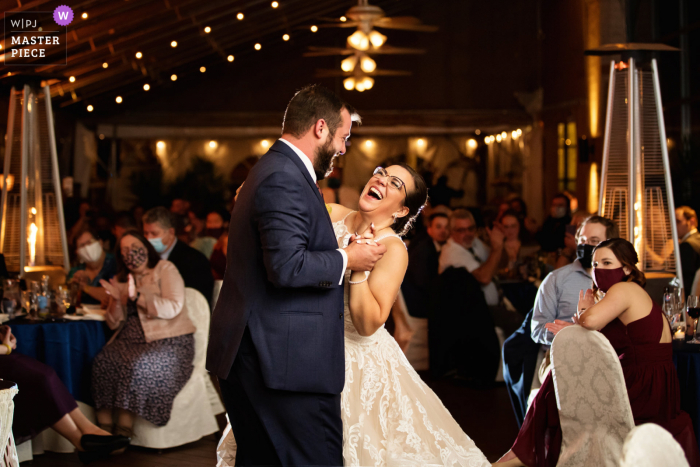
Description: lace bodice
xmin=332 ymin=214 xmax=403 ymax=344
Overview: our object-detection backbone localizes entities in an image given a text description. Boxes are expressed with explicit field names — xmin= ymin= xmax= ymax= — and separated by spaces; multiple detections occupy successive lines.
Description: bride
xmin=218 ymin=164 xmax=489 ymax=467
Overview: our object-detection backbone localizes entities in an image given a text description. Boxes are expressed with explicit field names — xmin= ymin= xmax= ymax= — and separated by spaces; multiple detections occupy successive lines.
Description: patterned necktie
xmin=467 ymin=247 xmax=482 ymax=263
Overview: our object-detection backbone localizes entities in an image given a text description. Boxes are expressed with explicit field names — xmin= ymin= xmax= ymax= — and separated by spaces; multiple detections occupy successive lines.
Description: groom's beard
xmin=313 ymin=134 xmax=338 ymax=181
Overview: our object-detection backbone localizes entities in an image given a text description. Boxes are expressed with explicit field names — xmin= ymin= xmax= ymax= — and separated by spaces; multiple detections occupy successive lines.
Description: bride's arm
xmin=348 ymin=237 xmax=408 ymax=336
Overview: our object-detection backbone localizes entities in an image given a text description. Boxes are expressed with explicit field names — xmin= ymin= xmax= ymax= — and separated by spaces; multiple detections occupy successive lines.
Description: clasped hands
xmin=99 ymin=274 xmax=139 ymax=303
xmin=544 ymin=288 xmax=596 ymax=336
xmin=345 ymin=223 xmax=387 ymax=273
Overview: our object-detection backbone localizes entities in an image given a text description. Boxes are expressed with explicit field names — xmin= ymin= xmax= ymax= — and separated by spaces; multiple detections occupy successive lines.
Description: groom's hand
xmin=345 ymin=240 xmax=387 ymax=272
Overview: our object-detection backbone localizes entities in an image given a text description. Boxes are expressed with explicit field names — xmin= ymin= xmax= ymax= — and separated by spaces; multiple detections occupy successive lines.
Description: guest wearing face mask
xmin=535 ymin=193 xmax=572 ymax=253
xmin=142 ymin=207 xmax=214 ymax=305
xmin=497 ymin=238 xmax=700 ymax=467
xmin=91 ymin=230 xmax=195 ymax=438
xmin=191 ymin=209 xmax=230 ymax=260
xmin=68 ymin=227 xmax=117 ymax=305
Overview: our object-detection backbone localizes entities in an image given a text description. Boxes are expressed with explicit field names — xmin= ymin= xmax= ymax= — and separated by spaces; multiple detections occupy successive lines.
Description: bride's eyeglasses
xmin=373 ymin=167 xmax=407 ymax=198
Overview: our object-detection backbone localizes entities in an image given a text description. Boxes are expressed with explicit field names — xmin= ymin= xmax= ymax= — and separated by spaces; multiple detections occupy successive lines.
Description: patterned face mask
xmin=123 ymin=245 xmax=147 ymax=270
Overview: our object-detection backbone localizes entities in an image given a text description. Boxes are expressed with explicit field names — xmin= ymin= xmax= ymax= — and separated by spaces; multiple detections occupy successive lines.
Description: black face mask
xmin=576 ymin=243 xmax=595 ymax=269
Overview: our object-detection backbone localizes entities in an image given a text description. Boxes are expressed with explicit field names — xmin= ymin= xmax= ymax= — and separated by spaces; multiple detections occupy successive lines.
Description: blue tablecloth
xmin=9 ymin=319 xmax=107 ymax=404
xmin=673 ymin=344 xmax=700 ymax=453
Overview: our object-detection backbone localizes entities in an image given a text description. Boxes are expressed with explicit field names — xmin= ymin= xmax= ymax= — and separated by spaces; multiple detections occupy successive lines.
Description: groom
xmin=207 ymin=85 xmax=386 ymax=466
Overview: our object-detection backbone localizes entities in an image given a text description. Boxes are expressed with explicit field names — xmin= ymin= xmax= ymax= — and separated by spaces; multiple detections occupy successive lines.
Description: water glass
xmin=687 ymin=295 xmax=700 ymax=344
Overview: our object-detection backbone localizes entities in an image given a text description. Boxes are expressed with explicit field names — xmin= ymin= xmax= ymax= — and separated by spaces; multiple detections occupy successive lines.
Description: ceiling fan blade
xmin=316 ymin=21 xmax=360 ymax=29
xmin=365 ymin=45 xmax=426 ymax=55
xmin=304 ymin=47 xmax=355 ymax=57
xmin=314 ymin=69 xmax=412 ymax=77
xmin=374 ymin=17 xmax=438 ymax=32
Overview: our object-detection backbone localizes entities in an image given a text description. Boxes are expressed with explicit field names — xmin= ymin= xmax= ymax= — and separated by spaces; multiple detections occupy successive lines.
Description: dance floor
xmin=29 ymin=372 xmax=519 ymax=465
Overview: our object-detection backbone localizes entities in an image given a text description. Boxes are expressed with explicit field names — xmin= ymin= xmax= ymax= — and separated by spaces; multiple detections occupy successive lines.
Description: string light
xmin=204 ymin=26 xmax=211 ymax=33
xmin=143 ymin=84 xmax=150 ymax=91
xmin=501 ymin=131 xmax=507 ymax=139
xmin=512 ymin=130 xmax=519 ymax=139
xmin=475 ymin=129 xmax=481 ymax=135
xmin=517 ymin=128 xmax=522 ymax=136
xmin=365 ymin=140 xmax=374 ymax=148
xmin=283 ymin=34 xmax=290 ymax=41
xmin=115 ymin=96 xmax=122 ymax=103
xmin=87 ymin=105 xmax=93 ymax=112
xmin=209 ymin=141 xmax=218 ymax=149
xmin=200 ymin=66 xmax=206 ymax=73
xmin=467 ymin=138 xmax=477 ymax=149
xmin=135 ymin=51 xmax=142 ymax=59
xmin=102 ymin=62 xmax=108 ymax=68
xmin=496 ymin=134 xmax=502 ymax=143
xmin=69 ymin=76 xmax=75 ymax=82
xmin=254 ymin=43 xmax=262 ymax=50
xmin=81 ymin=12 xmax=88 ymax=19
xmin=271 ymin=1 xmax=279 ymax=7
xmin=340 ymin=16 xmax=347 ymax=22
xmin=261 ymin=139 xmax=270 ymax=148
xmin=237 ymin=12 xmax=244 ymax=20
xmin=416 ymin=138 xmax=426 ymax=148
xmin=157 ymin=141 xmax=165 ymax=150
xmin=171 ymin=40 xmax=178 ymax=48
xmin=310 ymin=25 xmax=318 ymax=32
xmin=227 ymin=55 xmax=235 ymax=62
xmin=0 ymin=44 xmax=3 ymax=50
xmin=361 ymin=76 xmax=374 ymax=90
xmin=171 ymin=74 xmax=177 ymax=81
xmin=343 ymin=77 xmax=355 ymax=91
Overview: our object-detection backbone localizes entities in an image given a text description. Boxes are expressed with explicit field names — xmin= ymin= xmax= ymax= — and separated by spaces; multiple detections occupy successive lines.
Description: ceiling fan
xmin=306 ymin=0 xmax=437 ymax=92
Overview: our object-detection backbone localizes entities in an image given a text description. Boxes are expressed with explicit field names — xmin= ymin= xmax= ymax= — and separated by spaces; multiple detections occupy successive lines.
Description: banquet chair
xmin=551 ymin=326 xmax=634 ymax=467
xmin=0 ymin=380 xmax=19 ymax=467
xmin=130 ymin=288 xmax=225 ymax=449
xmin=619 ymin=423 xmax=689 ymax=467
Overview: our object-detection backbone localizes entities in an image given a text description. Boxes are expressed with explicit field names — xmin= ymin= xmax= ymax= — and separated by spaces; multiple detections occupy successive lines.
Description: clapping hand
xmin=578 ymin=289 xmax=596 ymax=314
xmin=127 ymin=274 xmax=137 ymax=300
xmin=487 ymin=224 xmax=505 ymax=248
xmin=99 ymin=278 xmax=121 ymax=299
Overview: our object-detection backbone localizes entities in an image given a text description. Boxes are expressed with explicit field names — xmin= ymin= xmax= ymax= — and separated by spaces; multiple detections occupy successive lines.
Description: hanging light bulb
xmin=343 ymin=77 xmax=356 ymax=91
xmin=135 ymin=51 xmax=142 ymax=59
xmin=501 ymin=131 xmax=507 ymax=139
xmin=496 ymin=134 xmax=502 ymax=142
xmin=69 ymin=76 xmax=76 ymax=82
xmin=227 ymin=55 xmax=235 ymax=62
xmin=360 ymin=56 xmax=376 ymax=73
xmin=355 ymin=81 xmax=366 ymax=92
xmin=200 ymin=66 xmax=206 ymax=73
xmin=143 ymin=84 xmax=150 ymax=91
xmin=282 ymin=34 xmax=290 ymax=41
xmin=171 ymin=74 xmax=177 ymax=81
xmin=341 ymin=55 xmax=357 ymax=72
xmin=87 ymin=105 xmax=94 ymax=112
xmin=171 ymin=40 xmax=178 ymax=48
xmin=310 ymin=25 xmax=318 ymax=33
xmin=467 ymin=138 xmax=478 ymax=149
xmin=115 ymin=96 xmax=123 ymax=103
xmin=362 ymin=76 xmax=374 ymax=90
xmin=102 ymin=62 xmax=108 ymax=68
xmin=254 ymin=43 xmax=262 ymax=50
xmin=340 ymin=16 xmax=347 ymax=22
xmin=237 ymin=12 xmax=244 ymax=20
xmin=347 ymin=30 xmax=369 ymax=51
xmin=368 ymin=30 xmax=386 ymax=48
xmin=204 ymin=26 xmax=211 ymax=33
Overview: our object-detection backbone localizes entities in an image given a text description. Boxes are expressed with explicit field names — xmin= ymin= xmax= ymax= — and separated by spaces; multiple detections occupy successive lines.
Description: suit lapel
xmin=269 ymin=140 xmax=334 ymax=231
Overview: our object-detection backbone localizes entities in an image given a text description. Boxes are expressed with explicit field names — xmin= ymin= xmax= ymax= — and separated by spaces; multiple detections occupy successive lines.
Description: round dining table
xmin=7 ymin=317 xmax=107 ymax=404
xmin=673 ymin=340 xmax=700 ymax=453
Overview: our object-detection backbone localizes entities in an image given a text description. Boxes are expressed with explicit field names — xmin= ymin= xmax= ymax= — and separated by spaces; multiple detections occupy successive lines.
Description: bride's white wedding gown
xmin=216 ymin=217 xmax=489 ymax=467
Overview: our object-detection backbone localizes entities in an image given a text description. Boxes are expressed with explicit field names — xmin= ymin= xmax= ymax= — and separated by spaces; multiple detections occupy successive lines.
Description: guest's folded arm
xmin=577 ymin=283 xmax=630 ymax=330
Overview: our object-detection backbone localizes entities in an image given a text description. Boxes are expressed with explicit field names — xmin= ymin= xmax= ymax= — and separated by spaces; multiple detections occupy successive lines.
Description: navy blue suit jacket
xmin=206 ymin=140 xmax=346 ymax=394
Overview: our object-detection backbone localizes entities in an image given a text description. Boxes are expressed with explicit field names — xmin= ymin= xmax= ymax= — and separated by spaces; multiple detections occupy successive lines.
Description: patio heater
xmin=0 ymin=80 xmax=70 ymax=280
xmin=590 ymin=44 xmax=681 ymax=295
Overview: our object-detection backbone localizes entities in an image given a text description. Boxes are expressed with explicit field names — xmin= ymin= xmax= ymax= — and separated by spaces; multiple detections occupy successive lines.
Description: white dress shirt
xmin=438 ymin=237 xmax=499 ymax=306
xmin=278 ymin=138 xmax=347 ymax=285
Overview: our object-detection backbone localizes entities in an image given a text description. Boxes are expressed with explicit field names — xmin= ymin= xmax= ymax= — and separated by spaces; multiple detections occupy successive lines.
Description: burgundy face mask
xmin=593 ymin=267 xmax=627 ymax=293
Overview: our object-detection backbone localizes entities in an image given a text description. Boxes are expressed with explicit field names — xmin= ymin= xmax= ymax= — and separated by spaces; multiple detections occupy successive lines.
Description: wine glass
xmin=687 ymin=296 xmax=700 ymax=344
xmin=662 ymin=291 xmax=676 ymax=322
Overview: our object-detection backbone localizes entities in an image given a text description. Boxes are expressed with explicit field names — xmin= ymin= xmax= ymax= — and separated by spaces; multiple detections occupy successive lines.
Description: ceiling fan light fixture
xmin=362 ymin=76 xmax=374 ymax=90
xmin=343 ymin=77 xmax=356 ymax=91
xmin=341 ymin=55 xmax=357 ymax=72
xmin=368 ymin=30 xmax=386 ymax=48
xmin=360 ymin=56 xmax=376 ymax=73
xmin=348 ymin=30 xmax=369 ymax=51
xmin=355 ymin=81 xmax=366 ymax=92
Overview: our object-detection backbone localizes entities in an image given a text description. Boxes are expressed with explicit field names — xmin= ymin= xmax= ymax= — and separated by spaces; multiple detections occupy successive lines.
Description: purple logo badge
xmin=53 ymin=5 xmax=73 ymax=26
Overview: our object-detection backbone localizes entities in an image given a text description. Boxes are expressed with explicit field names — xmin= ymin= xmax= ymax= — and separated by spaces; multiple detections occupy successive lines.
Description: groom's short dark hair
xmin=282 ymin=84 xmax=360 ymax=138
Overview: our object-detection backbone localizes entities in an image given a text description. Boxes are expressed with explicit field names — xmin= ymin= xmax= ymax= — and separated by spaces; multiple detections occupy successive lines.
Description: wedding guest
xmin=676 ymin=206 xmax=700 ymax=294
xmin=67 ymin=227 xmax=117 ymax=305
xmin=497 ymin=238 xmax=700 ymax=467
xmin=92 ymin=230 xmax=195 ymax=437
xmin=439 ymin=208 xmax=522 ymax=337
xmin=508 ymin=197 xmax=538 ymax=236
xmin=554 ymin=210 xmax=590 ymax=269
xmin=0 ymin=326 xmax=129 ymax=462
xmin=496 ymin=210 xmax=539 ymax=280
xmin=142 ymin=207 xmax=214 ymax=304
xmin=170 ymin=198 xmax=190 ymax=216
xmin=401 ymin=213 xmax=449 ymax=318
xmin=536 ymin=193 xmax=572 ymax=252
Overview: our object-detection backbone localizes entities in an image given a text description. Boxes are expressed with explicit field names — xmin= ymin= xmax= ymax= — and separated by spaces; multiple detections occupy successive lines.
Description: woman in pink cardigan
xmin=91 ymin=230 xmax=196 ymax=438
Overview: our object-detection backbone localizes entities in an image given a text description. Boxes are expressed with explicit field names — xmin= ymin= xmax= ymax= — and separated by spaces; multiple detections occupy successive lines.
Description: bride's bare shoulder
xmin=328 ymin=204 xmax=353 ymax=223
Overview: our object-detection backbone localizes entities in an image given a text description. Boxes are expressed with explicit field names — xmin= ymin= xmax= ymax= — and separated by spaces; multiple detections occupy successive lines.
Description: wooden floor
xmin=27 ymin=373 xmax=519 ymax=466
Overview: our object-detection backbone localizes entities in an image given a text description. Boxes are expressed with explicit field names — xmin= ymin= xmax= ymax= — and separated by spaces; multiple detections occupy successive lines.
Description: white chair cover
xmin=0 ymin=381 xmax=19 ymax=467
xmin=551 ymin=326 xmax=635 ymax=467
xmin=131 ymin=288 xmax=224 ymax=448
xmin=619 ymin=423 xmax=689 ymax=467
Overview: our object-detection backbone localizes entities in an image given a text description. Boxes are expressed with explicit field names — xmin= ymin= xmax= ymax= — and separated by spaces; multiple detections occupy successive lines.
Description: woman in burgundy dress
xmin=496 ymin=238 xmax=700 ymax=467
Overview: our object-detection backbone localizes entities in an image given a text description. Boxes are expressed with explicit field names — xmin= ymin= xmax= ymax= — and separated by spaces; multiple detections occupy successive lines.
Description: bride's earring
xmin=392 ymin=213 xmax=397 ymax=223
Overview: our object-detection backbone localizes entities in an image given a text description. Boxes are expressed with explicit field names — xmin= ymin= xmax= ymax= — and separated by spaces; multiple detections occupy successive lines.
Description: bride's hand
xmin=352 ymin=223 xmax=378 ymax=245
